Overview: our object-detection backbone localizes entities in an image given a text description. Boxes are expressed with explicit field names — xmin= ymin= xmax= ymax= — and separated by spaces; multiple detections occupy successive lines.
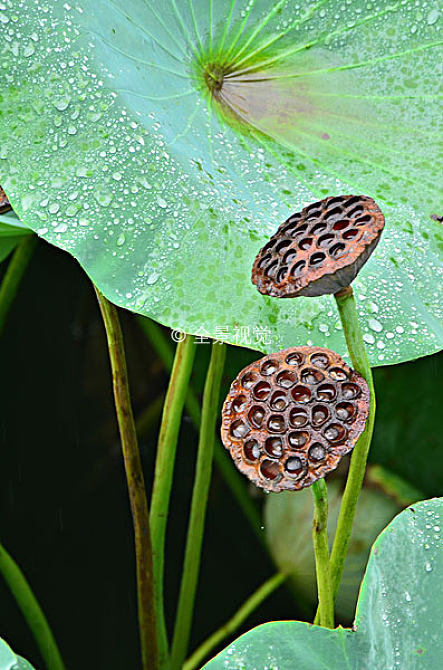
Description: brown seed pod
xmin=0 ymin=185 xmax=12 ymax=214
xmin=221 ymin=346 xmax=369 ymax=492
xmin=251 ymin=195 xmax=384 ymax=298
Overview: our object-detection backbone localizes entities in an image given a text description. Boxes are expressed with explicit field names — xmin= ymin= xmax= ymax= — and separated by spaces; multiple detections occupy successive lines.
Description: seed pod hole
xmin=285 ymin=456 xmax=306 ymax=477
xmin=260 ymin=459 xmax=281 ymax=481
xmin=336 ymin=402 xmax=356 ymax=422
xmin=289 ymin=408 xmax=308 ymax=428
xmin=343 ymin=228 xmax=359 ymax=240
xmin=261 ymin=360 xmax=279 ymax=376
xmin=268 ymin=414 xmax=286 ymax=433
xmin=310 ymin=352 xmax=330 ymax=368
xmin=265 ymin=261 xmax=278 ymax=278
xmin=290 ymin=260 xmax=306 ymax=277
xmin=283 ymin=249 xmax=297 ymax=265
xmin=286 ymin=352 xmax=304 ymax=366
xmin=253 ymin=381 xmax=272 ymax=400
xmin=249 ymin=406 xmax=265 ymax=428
xmin=329 ymin=367 xmax=348 ymax=381
xmin=348 ymin=205 xmax=364 ymax=218
xmin=232 ymin=394 xmax=248 ymax=412
xmin=276 ymin=370 xmax=297 ymax=388
xmin=318 ymin=233 xmax=335 ymax=248
xmin=270 ymin=391 xmax=288 ymax=411
xmin=311 ymin=222 xmax=327 ymax=236
xmin=309 ymin=443 xmax=327 ymax=462
xmin=242 ymin=372 xmax=258 ymax=389
xmin=342 ymin=383 xmax=361 ymax=399
xmin=288 ymin=431 xmax=309 ymax=448
xmin=312 ymin=404 xmax=329 ymax=426
xmin=324 ymin=423 xmax=347 ymax=442
xmin=291 ymin=385 xmax=311 ymax=403
xmin=276 ymin=266 xmax=289 ymax=283
xmin=329 ymin=243 xmax=346 ymax=258
xmin=301 ymin=367 xmax=324 ymax=385
xmin=317 ymin=383 xmax=337 ymax=402
xmin=310 ymin=252 xmax=325 ymax=266
xmin=332 ymin=219 xmax=350 ymax=231
xmin=299 ymin=237 xmax=313 ymax=251
xmin=325 ymin=206 xmax=343 ymax=221
xmin=275 ymin=239 xmax=291 ymax=254
xmin=355 ymin=215 xmax=371 ymax=226
xmin=265 ymin=437 xmax=283 ymax=458
xmin=244 ymin=439 xmax=261 ymax=462
xmin=231 ymin=420 xmax=250 ymax=439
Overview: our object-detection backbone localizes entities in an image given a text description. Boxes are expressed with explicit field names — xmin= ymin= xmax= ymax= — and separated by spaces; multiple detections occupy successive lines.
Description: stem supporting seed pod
xmin=221 ymin=347 xmax=369 ymax=493
xmin=252 ymin=195 xmax=384 ymax=298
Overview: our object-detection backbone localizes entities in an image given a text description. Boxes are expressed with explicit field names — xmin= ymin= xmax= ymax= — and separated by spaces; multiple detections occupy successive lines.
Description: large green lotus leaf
xmin=0 ymin=1 xmax=442 ymax=365
xmin=203 ymin=498 xmax=443 ymax=669
xmin=0 ymin=212 xmax=32 ymax=263
xmin=0 ymin=639 xmax=34 ymax=670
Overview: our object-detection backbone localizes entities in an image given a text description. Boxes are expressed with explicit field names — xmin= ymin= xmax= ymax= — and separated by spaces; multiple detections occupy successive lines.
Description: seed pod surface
xmin=0 ymin=185 xmax=12 ymax=214
xmin=221 ymin=347 xmax=369 ymax=492
xmin=252 ymin=195 xmax=384 ymax=297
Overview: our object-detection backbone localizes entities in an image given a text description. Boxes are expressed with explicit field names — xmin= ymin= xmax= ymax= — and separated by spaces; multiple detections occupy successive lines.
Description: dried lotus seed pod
xmin=221 ymin=346 xmax=370 ymax=493
xmin=251 ymin=195 xmax=384 ymax=298
xmin=0 ymin=185 xmax=12 ymax=214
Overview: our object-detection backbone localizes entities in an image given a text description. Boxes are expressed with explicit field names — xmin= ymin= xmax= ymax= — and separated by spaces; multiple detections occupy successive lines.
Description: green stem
xmin=314 ymin=285 xmax=376 ymax=624
xmin=150 ymin=334 xmax=197 ymax=666
xmin=95 ymin=288 xmax=158 ymax=670
xmin=0 ymin=542 xmax=65 ymax=670
xmin=183 ymin=572 xmax=286 ymax=670
xmin=137 ymin=316 xmax=264 ymax=545
xmin=170 ymin=342 xmax=226 ymax=670
xmin=0 ymin=235 xmax=36 ymax=336
xmin=311 ymin=480 xmax=334 ymax=629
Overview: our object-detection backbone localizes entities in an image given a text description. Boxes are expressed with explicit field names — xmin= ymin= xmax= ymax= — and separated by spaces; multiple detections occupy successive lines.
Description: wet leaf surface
xmin=0 ymin=1 xmax=441 ymax=364
xmin=0 ymin=638 xmax=34 ymax=670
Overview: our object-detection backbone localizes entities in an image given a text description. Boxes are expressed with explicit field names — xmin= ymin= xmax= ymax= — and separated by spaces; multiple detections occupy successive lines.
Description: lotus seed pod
xmin=0 ymin=185 xmax=11 ymax=214
xmin=251 ymin=195 xmax=384 ymax=298
xmin=220 ymin=347 xmax=369 ymax=493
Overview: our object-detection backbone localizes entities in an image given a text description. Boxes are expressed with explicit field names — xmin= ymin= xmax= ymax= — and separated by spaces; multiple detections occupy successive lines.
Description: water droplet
xmin=116 ymin=233 xmax=126 ymax=247
xmin=427 ymin=8 xmax=439 ymax=25
xmin=95 ymin=191 xmax=112 ymax=207
xmin=147 ymin=272 xmax=159 ymax=285
xmin=369 ymin=318 xmax=383 ymax=332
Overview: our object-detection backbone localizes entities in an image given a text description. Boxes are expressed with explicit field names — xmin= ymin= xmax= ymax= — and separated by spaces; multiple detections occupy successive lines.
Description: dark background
xmin=0 ymin=239 xmax=441 ymax=669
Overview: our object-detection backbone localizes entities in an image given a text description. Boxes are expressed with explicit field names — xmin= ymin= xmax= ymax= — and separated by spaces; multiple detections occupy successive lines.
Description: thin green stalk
xmin=95 ymin=288 xmax=158 ymax=670
xmin=311 ymin=480 xmax=334 ymax=629
xmin=170 ymin=342 xmax=226 ymax=670
xmin=0 ymin=235 xmax=36 ymax=336
xmin=0 ymin=542 xmax=65 ymax=670
xmin=183 ymin=572 xmax=286 ymax=670
xmin=137 ymin=316 xmax=264 ymax=544
xmin=149 ymin=334 xmax=197 ymax=665
xmin=314 ymin=285 xmax=376 ymax=624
